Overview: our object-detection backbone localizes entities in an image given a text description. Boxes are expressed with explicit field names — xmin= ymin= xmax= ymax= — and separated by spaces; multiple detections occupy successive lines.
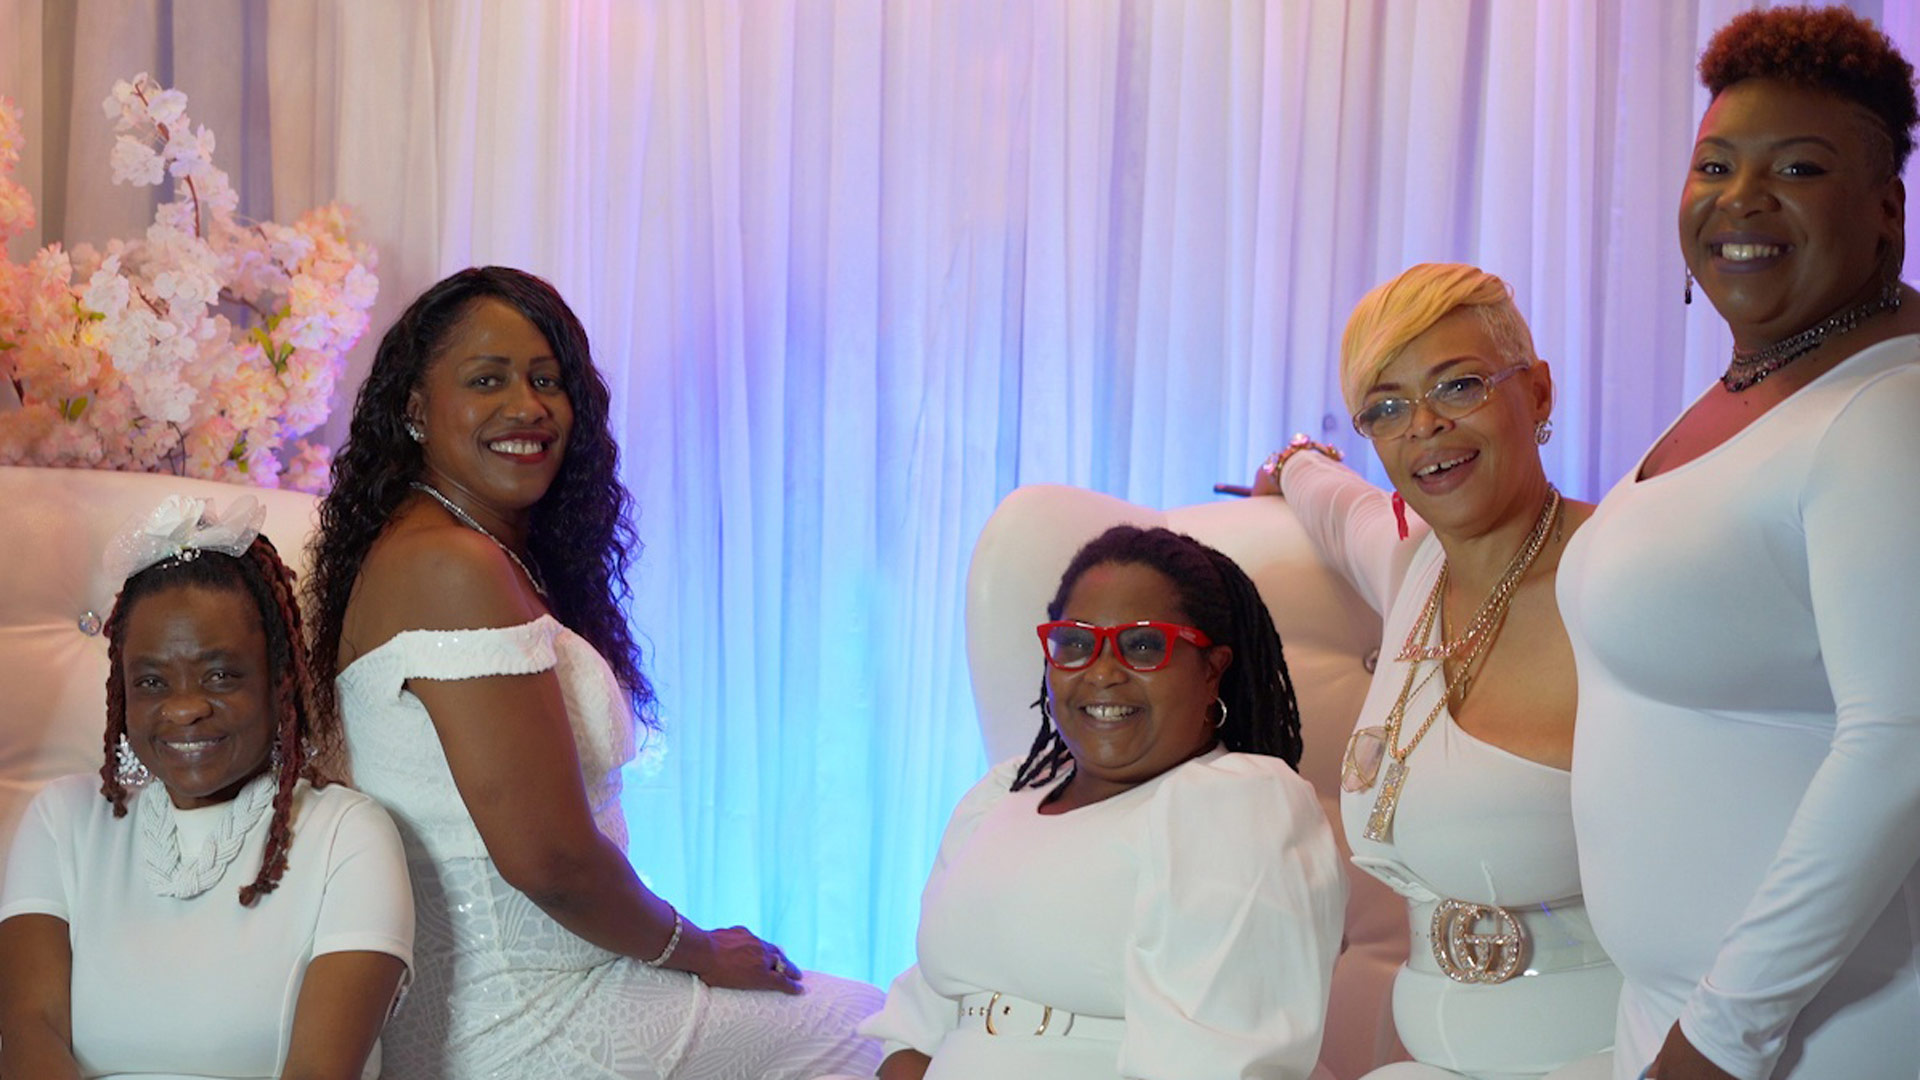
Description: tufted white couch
xmin=0 ymin=465 xmax=320 ymax=886
xmin=965 ymin=483 xmax=1409 ymax=1079
xmin=0 ymin=465 xmax=1407 ymax=1076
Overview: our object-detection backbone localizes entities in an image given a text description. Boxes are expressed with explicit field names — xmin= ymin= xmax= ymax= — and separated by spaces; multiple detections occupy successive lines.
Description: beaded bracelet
xmin=643 ymin=910 xmax=684 ymax=967
xmin=1263 ymin=433 xmax=1343 ymax=477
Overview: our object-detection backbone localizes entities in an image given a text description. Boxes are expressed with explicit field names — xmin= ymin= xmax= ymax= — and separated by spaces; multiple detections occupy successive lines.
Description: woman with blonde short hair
xmin=1256 ymin=263 xmax=1619 ymax=1079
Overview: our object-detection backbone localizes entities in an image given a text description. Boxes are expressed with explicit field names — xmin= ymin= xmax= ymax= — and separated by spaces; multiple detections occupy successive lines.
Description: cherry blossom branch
xmin=133 ymin=82 xmax=203 ymax=238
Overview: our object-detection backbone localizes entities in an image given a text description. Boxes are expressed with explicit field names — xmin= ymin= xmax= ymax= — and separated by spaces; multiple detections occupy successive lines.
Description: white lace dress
xmin=338 ymin=615 xmax=882 ymax=1080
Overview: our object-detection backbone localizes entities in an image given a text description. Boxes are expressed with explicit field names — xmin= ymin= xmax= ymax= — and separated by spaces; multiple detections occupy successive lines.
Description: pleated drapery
xmin=6 ymin=0 xmax=1918 ymax=986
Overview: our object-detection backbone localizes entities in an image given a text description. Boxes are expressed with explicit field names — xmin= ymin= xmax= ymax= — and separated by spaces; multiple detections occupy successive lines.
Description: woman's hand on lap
xmin=677 ymin=924 xmax=804 ymax=994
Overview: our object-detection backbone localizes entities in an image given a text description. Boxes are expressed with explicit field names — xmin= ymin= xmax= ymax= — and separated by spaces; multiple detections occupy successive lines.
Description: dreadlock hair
xmin=306 ymin=267 xmax=655 ymax=730
xmin=1010 ymin=525 xmax=1304 ymax=793
xmin=99 ymin=534 xmax=327 ymax=906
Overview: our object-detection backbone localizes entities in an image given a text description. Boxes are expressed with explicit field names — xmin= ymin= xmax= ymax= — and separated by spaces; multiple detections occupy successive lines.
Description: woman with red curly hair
xmin=0 ymin=496 xmax=413 ymax=1079
xmin=1560 ymin=6 xmax=1920 ymax=1079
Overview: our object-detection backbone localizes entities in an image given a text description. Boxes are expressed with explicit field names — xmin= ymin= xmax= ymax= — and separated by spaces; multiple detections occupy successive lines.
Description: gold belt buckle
xmin=1431 ymin=898 xmax=1530 ymax=984
xmin=981 ymin=991 xmax=1053 ymax=1036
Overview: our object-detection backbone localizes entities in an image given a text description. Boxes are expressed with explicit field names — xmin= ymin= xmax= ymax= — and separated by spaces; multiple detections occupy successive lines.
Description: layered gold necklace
xmin=1354 ymin=486 xmax=1562 ymax=843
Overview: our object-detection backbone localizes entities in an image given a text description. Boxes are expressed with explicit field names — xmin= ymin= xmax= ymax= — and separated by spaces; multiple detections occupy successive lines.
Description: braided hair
xmin=100 ymin=534 xmax=326 ymax=906
xmin=306 ymin=266 xmax=656 ymax=729
xmin=1010 ymin=525 xmax=1304 ymax=792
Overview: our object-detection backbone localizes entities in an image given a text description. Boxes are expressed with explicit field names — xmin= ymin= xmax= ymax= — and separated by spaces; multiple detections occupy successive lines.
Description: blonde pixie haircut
xmin=1339 ymin=263 xmax=1539 ymax=414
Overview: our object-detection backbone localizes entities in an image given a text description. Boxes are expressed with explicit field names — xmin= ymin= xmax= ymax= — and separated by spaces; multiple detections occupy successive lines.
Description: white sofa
xmin=0 ymin=465 xmax=1407 ymax=1076
xmin=966 ymin=483 xmax=1408 ymax=1079
xmin=0 ymin=465 xmax=320 ymax=885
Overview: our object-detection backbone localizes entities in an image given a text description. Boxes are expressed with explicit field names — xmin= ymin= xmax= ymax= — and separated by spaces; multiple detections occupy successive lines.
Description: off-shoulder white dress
xmin=338 ymin=615 xmax=881 ymax=1080
xmin=861 ymin=748 xmax=1347 ymax=1080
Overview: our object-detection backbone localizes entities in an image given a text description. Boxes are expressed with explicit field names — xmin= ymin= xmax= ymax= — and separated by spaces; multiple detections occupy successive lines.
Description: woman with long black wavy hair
xmin=306 ymin=266 xmax=880 ymax=1079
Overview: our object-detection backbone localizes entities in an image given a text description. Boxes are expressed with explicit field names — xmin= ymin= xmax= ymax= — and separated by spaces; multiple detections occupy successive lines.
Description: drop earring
xmin=115 ymin=734 xmax=152 ymax=787
xmin=1684 ymin=268 xmax=1694 ymax=306
xmin=1535 ymin=418 xmax=1554 ymax=445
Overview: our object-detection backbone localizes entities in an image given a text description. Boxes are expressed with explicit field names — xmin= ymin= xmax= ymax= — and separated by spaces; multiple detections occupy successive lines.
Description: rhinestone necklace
xmin=1722 ymin=281 xmax=1903 ymax=392
xmin=411 ymin=482 xmax=548 ymax=597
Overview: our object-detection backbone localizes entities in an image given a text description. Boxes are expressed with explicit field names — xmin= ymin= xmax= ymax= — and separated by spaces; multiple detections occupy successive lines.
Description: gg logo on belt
xmin=1430 ymin=899 xmax=1529 ymax=984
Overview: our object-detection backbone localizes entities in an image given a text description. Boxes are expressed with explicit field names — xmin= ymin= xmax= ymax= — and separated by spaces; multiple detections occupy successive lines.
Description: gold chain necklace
xmin=1399 ymin=486 xmax=1563 ymax=662
xmin=1361 ymin=487 xmax=1562 ymax=843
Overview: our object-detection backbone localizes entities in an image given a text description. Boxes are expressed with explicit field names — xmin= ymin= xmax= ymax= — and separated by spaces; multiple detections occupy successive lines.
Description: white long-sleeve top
xmin=862 ymin=749 xmax=1347 ymax=1079
xmin=1558 ymin=335 xmax=1920 ymax=1079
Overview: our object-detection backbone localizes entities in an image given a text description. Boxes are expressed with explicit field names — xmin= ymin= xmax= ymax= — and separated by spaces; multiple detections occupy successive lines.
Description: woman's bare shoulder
xmin=348 ymin=510 xmax=545 ymax=643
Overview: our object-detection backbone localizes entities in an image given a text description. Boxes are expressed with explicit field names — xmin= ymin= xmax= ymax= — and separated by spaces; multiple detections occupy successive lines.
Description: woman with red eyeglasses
xmin=1252 ymin=263 xmax=1617 ymax=1079
xmin=856 ymin=525 xmax=1346 ymax=1080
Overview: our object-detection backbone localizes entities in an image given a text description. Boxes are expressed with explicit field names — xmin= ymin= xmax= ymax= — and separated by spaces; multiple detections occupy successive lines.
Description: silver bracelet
xmin=643 ymin=910 xmax=683 ymax=967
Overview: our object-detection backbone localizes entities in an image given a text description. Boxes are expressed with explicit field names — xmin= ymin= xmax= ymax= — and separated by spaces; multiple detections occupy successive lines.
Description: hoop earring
xmin=1535 ymin=418 xmax=1554 ymax=446
xmin=115 ymin=734 xmax=152 ymax=787
xmin=405 ymin=419 xmax=426 ymax=444
xmin=1213 ymin=698 xmax=1228 ymax=729
xmin=1684 ymin=267 xmax=1694 ymax=306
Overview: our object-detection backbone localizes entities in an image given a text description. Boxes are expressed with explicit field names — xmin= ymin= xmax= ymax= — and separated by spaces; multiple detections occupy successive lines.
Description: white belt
xmin=957 ymin=991 xmax=1125 ymax=1040
xmin=1407 ymin=895 xmax=1612 ymax=984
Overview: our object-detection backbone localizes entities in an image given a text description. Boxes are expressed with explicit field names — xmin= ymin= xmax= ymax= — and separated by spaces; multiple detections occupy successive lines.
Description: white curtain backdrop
xmin=6 ymin=0 xmax=1918 ymax=985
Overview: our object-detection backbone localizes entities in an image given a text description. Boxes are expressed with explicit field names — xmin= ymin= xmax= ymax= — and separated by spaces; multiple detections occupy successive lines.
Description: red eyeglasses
xmin=1036 ymin=620 xmax=1213 ymax=673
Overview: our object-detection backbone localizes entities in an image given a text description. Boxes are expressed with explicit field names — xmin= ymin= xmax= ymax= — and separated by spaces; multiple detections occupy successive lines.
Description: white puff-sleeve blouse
xmin=863 ymin=749 xmax=1347 ymax=1080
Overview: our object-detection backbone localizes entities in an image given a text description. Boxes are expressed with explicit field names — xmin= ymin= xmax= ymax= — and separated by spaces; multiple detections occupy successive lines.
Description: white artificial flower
xmin=109 ymin=136 xmax=164 ymax=186
xmin=144 ymin=88 xmax=187 ymax=127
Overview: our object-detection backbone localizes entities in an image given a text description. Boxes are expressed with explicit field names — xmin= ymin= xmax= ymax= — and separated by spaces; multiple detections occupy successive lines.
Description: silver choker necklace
xmin=411 ymin=482 xmax=548 ymax=597
xmin=1722 ymin=281 xmax=1902 ymax=392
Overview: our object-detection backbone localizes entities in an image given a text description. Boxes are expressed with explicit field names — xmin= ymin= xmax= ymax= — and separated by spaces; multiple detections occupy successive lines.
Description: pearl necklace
xmin=1722 ymin=281 xmax=1903 ymax=392
xmin=411 ymin=482 xmax=548 ymax=597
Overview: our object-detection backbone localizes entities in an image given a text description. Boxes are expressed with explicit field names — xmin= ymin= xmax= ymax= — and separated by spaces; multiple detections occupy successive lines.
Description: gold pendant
xmin=1363 ymin=758 xmax=1409 ymax=842
xmin=1341 ymin=726 xmax=1387 ymax=793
